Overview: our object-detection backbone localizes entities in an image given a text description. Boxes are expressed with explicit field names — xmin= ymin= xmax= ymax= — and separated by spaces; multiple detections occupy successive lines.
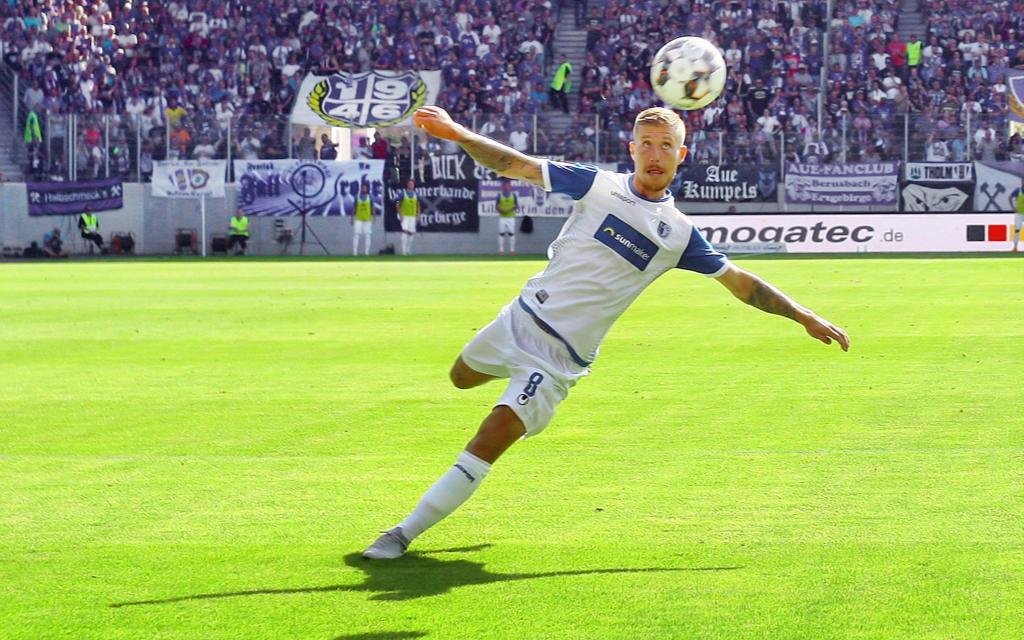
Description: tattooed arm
xmin=412 ymin=106 xmax=544 ymax=186
xmin=716 ymin=264 xmax=850 ymax=351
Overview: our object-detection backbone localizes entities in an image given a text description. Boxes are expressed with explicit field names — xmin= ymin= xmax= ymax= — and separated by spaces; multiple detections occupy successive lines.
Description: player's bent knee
xmin=466 ymin=406 xmax=526 ymax=463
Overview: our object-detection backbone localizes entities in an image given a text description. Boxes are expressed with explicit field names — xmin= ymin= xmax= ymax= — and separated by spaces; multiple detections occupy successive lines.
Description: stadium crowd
xmin=1 ymin=0 xmax=1022 ymax=176
xmin=578 ymin=0 xmax=1024 ymax=165
xmin=1 ymin=0 xmax=558 ymax=177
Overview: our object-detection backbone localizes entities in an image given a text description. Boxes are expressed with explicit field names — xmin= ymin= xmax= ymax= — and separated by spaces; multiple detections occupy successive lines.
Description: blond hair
xmin=633 ymin=107 xmax=687 ymax=144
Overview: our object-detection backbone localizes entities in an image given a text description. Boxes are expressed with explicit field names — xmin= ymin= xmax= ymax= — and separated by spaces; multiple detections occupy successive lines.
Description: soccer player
xmin=351 ymin=182 xmax=376 ymax=256
xmin=363 ymin=105 xmax=850 ymax=560
xmin=496 ymin=179 xmax=518 ymax=254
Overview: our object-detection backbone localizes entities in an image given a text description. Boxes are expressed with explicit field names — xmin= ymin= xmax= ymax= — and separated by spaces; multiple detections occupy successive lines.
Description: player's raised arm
xmin=412 ymin=106 xmax=544 ymax=187
xmin=716 ymin=264 xmax=850 ymax=351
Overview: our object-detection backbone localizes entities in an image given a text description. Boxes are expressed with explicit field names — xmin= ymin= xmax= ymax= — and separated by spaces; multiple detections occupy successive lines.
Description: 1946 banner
xmin=233 ymin=159 xmax=385 ymax=216
xmin=27 ymin=177 xmax=123 ymax=216
xmin=785 ymin=162 xmax=899 ymax=205
xmin=291 ymin=70 xmax=441 ymax=128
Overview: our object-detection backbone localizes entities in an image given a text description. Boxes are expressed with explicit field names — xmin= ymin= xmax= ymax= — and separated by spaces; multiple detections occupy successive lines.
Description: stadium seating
xmin=1 ymin=0 xmax=1020 ymax=171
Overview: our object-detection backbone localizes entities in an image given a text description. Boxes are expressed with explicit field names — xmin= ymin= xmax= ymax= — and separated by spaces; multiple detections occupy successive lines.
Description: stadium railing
xmin=10 ymin=106 xmax=1018 ymax=184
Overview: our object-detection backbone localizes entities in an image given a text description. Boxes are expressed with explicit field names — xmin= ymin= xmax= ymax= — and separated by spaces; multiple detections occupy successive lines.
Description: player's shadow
xmin=110 ymin=544 xmax=742 ymax=607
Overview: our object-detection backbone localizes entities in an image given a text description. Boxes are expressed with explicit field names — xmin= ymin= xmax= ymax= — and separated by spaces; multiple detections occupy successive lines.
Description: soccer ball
xmin=650 ymin=36 xmax=727 ymax=111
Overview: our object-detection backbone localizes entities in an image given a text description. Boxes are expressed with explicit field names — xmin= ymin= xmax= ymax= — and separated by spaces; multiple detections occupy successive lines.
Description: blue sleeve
xmin=677 ymin=226 xmax=729 ymax=275
xmin=544 ymin=161 xmax=598 ymax=200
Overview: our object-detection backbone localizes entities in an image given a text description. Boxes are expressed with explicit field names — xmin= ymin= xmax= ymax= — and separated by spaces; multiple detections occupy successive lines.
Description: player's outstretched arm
xmin=412 ymin=106 xmax=543 ymax=186
xmin=716 ymin=264 xmax=850 ymax=351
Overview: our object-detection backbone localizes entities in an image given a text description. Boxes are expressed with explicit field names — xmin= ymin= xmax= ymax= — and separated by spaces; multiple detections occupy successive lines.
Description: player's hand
xmin=412 ymin=106 xmax=467 ymax=142
xmin=803 ymin=315 xmax=850 ymax=351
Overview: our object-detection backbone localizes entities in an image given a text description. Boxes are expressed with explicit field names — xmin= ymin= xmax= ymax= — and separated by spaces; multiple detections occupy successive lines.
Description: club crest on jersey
xmin=657 ymin=221 xmax=671 ymax=238
xmin=594 ymin=214 xmax=659 ymax=271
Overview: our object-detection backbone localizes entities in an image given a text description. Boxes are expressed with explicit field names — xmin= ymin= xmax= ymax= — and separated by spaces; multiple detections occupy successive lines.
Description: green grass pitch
xmin=1 ymin=255 xmax=1022 ymax=640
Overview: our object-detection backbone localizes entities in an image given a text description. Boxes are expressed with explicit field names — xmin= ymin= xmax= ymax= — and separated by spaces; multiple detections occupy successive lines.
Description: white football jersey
xmin=516 ymin=161 xmax=730 ymax=367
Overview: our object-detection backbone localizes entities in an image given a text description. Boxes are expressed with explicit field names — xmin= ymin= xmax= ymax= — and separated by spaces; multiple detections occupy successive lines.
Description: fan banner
xmin=385 ymin=153 xmax=479 ymax=232
xmin=478 ymin=180 xmax=573 ymax=217
xmin=673 ymin=164 xmax=777 ymax=202
xmin=900 ymin=181 xmax=973 ymax=212
xmin=233 ymin=159 xmax=385 ymax=217
xmin=784 ymin=162 xmax=899 ymax=205
xmin=291 ymin=70 xmax=441 ymax=128
xmin=1009 ymin=70 xmax=1024 ymax=123
xmin=26 ymin=177 xmax=123 ymax=216
xmin=973 ymin=161 xmax=1023 ymax=212
xmin=904 ymin=162 xmax=973 ymax=182
xmin=151 ymin=160 xmax=227 ymax=198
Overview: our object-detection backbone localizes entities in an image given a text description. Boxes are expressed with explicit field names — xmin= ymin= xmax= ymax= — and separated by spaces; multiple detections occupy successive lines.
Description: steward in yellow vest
xmin=229 ymin=210 xmax=250 ymax=255
xmin=77 ymin=206 xmax=105 ymax=252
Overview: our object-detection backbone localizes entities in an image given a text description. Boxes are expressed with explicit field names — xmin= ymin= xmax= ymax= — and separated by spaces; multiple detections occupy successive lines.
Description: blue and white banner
xmin=1009 ymin=70 xmax=1024 ymax=124
xmin=973 ymin=161 xmax=1022 ymax=212
xmin=233 ymin=159 xmax=385 ymax=216
xmin=151 ymin=160 xmax=226 ymax=198
xmin=478 ymin=179 xmax=573 ymax=217
xmin=27 ymin=177 xmax=123 ymax=216
xmin=291 ymin=70 xmax=441 ymax=128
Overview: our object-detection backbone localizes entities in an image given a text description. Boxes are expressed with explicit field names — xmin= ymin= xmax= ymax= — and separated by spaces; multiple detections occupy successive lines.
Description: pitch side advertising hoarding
xmin=691 ymin=214 xmax=1015 ymax=253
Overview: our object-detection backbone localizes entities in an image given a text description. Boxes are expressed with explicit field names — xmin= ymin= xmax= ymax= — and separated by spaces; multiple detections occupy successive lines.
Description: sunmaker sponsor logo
xmin=594 ymin=213 xmax=659 ymax=270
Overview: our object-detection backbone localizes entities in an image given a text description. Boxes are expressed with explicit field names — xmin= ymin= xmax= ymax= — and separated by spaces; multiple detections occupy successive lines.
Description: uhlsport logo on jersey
xmin=307 ymin=71 xmax=428 ymax=128
xmin=594 ymin=213 xmax=659 ymax=270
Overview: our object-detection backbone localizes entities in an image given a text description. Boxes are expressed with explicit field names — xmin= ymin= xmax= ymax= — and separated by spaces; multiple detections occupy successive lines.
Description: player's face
xmin=629 ymin=123 xmax=687 ymax=198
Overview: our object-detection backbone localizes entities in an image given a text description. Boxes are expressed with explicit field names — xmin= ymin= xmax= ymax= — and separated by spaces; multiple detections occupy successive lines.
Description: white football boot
xmin=362 ymin=527 xmax=410 ymax=560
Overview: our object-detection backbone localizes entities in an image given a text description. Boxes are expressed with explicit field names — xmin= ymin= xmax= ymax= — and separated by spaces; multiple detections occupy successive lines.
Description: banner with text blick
xmin=674 ymin=164 xmax=777 ymax=202
xmin=784 ymin=162 xmax=899 ymax=205
xmin=385 ymin=153 xmax=479 ymax=233
xmin=26 ymin=177 xmax=123 ymax=216
xmin=291 ymin=70 xmax=441 ymax=128
xmin=151 ymin=160 xmax=227 ymax=198
xmin=233 ymin=159 xmax=385 ymax=216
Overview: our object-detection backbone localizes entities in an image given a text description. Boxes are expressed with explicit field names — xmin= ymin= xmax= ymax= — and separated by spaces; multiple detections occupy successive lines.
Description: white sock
xmin=498 ymin=235 xmax=505 ymax=252
xmin=396 ymin=450 xmax=491 ymax=541
xmin=353 ymin=235 xmax=359 ymax=256
xmin=509 ymin=234 xmax=515 ymax=253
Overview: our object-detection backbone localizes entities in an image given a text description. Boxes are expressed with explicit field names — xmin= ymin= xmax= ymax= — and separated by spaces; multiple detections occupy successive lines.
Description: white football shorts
xmin=401 ymin=216 xmax=417 ymax=233
xmin=353 ymin=220 xmax=372 ymax=235
xmin=1015 ymin=213 xmax=1023 ymax=230
xmin=498 ymin=217 xmax=516 ymax=235
xmin=460 ymin=299 xmax=589 ymax=437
